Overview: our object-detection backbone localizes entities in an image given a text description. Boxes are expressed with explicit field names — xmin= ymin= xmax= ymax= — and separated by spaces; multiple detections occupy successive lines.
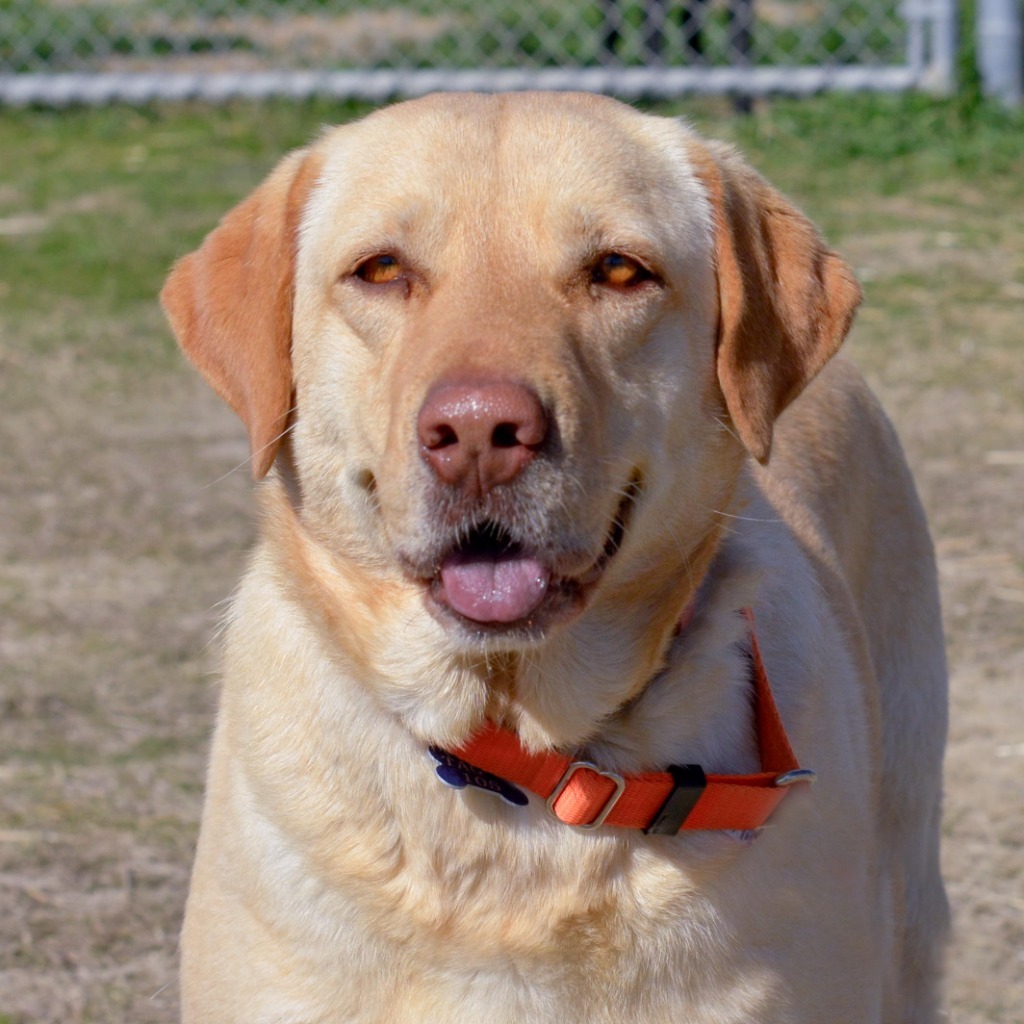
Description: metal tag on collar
xmin=545 ymin=760 xmax=626 ymax=831
xmin=428 ymin=747 xmax=529 ymax=807
xmin=775 ymin=768 xmax=817 ymax=786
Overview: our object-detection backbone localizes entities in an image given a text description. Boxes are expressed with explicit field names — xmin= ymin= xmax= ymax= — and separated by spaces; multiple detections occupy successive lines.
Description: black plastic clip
xmin=643 ymin=764 xmax=708 ymax=835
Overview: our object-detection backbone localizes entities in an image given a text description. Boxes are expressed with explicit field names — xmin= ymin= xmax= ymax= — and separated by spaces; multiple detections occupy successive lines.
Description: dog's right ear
xmin=160 ymin=149 xmax=323 ymax=479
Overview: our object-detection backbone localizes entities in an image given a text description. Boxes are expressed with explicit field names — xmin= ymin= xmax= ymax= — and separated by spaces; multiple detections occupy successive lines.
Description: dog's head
xmin=162 ymin=94 xmax=859 ymax=743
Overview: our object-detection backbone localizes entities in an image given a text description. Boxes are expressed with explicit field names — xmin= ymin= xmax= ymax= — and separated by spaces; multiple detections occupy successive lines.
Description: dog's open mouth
xmin=437 ymin=524 xmax=551 ymax=625
xmin=427 ymin=473 xmax=640 ymax=631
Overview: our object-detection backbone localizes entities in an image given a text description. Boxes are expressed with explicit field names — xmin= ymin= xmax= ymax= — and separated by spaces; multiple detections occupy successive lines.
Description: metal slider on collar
xmin=546 ymin=761 xmax=626 ymax=831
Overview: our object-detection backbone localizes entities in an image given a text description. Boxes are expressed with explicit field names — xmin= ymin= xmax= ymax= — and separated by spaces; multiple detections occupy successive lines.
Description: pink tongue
xmin=440 ymin=551 xmax=551 ymax=624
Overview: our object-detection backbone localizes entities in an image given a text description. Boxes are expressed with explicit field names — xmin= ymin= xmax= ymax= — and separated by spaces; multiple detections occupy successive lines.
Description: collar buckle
xmin=545 ymin=760 xmax=625 ymax=831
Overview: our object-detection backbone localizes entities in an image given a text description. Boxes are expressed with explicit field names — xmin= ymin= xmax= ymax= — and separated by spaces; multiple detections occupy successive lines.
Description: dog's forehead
xmin=331 ymin=92 xmax=678 ymax=185
xmin=303 ymin=94 xmax=709 ymax=256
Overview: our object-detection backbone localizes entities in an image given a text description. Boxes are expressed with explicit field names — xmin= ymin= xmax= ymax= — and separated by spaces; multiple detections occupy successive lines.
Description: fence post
xmin=926 ymin=0 xmax=960 ymax=92
xmin=977 ymin=0 xmax=1024 ymax=103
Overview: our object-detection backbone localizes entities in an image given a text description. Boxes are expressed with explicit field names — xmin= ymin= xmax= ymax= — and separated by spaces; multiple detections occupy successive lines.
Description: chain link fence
xmin=0 ymin=0 xmax=957 ymax=105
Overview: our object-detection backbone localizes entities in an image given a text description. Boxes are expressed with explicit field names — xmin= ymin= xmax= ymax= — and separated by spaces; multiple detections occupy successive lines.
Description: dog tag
xmin=722 ymin=829 xmax=761 ymax=846
xmin=428 ymin=747 xmax=529 ymax=807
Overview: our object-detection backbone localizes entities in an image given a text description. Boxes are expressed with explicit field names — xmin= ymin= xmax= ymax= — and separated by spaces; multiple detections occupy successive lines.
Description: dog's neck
xmin=259 ymin=471 xmax=755 ymax=765
xmin=500 ymin=518 xmax=729 ymax=753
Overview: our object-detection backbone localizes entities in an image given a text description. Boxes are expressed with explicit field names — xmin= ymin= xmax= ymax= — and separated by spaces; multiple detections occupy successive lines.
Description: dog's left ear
xmin=693 ymin=141 xmax=862 ymax=463
xmin=160 ymin=149 xmax=323 ymax=479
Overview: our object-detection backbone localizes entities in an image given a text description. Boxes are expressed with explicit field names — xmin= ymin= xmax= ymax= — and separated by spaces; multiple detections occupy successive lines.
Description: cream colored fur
xmin=161 ymin=93 xmax=948 ymax=1023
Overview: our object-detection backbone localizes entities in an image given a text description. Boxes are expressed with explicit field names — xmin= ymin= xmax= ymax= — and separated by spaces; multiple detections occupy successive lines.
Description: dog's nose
xmin=418 ymin=379 xmax=548 ymax=495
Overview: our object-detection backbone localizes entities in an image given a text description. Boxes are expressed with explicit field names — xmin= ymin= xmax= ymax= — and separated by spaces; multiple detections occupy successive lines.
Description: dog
xmin=161 ymin=92 xmax=949 ymax=1023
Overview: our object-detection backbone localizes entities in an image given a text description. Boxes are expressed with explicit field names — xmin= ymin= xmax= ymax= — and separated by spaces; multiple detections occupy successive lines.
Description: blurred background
xmin=0 ymin=1 xmax=1021 ymax=1021
xmin=0 ymin=0 xmax=1013 ymax=100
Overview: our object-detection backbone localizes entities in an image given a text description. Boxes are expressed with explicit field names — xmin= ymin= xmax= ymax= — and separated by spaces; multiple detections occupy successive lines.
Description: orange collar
xmin=440 ymin=609 xmax=815 ymax=834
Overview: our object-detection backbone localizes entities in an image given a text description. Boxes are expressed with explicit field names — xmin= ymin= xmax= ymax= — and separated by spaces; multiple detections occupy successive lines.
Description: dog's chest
xmin=259 ymin=790 xmax=774 ymax=1023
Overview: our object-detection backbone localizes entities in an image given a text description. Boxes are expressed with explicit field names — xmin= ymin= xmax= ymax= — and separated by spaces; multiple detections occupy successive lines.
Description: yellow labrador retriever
xmin=162 ymin=93 xmax=948 ymax=1023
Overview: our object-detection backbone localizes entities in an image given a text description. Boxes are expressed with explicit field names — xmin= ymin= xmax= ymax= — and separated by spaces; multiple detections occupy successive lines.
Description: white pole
xmin=928 ymin=0 xmax=960 ymax=93
xmin=978 ymin=0 xmax=1024 ymax=104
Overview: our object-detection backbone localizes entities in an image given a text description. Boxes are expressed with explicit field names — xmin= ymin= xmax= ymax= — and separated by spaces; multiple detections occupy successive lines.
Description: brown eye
xmin=355 ymin=253 xmax=402 ymax=285
xmin=591 ymin=253 xmax=653 ymax=288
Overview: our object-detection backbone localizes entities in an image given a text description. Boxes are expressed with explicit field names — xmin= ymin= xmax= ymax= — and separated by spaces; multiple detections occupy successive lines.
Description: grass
xmin=0 ymin=91 xmax=1022 ymax=1023
xmin=0 ymin=101 xmax=368 ymax=324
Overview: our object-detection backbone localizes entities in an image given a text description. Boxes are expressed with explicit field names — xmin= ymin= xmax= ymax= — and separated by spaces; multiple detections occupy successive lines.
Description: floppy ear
xmin=160 ymin=149 xmax=323 ymax=479
xmin=692 ymin=141 xmax=862 ymax=463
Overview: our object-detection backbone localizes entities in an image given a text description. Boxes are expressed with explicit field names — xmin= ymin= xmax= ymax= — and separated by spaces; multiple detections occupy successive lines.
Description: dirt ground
xmin=1 ymin=104 xmax=1022 ymax=1023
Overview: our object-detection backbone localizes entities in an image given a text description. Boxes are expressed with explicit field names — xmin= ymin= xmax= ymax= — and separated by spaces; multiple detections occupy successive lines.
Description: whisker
xmin=713 ymin=416 xmax=743 ymax=446
xmin=202 ymin=412 xmax=299 ymax=490
xmin=710 ymin=509 xmax=782 ymax=524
